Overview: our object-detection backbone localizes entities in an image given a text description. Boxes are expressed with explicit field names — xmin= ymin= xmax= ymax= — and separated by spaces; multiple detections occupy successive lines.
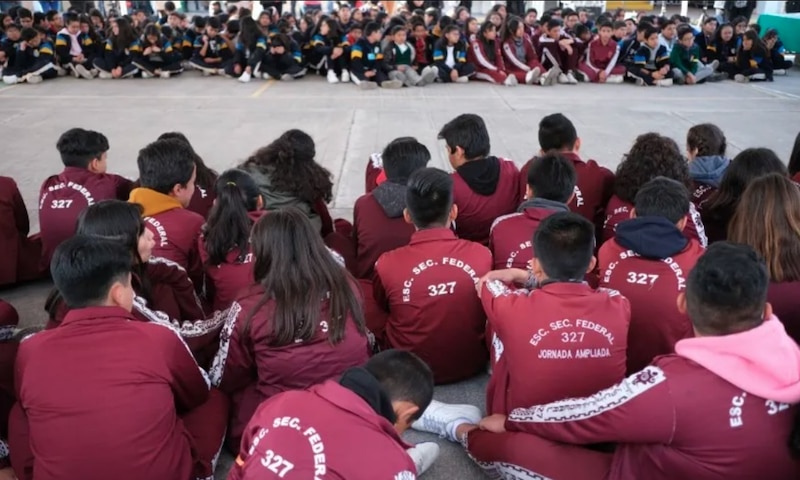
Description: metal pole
xmin=681 ymin=0 xmax=689 ymax=18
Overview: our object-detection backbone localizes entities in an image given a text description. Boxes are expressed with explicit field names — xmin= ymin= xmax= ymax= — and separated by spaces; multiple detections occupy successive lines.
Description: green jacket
xmin=670 ymin=43 xmax=700 ymax=74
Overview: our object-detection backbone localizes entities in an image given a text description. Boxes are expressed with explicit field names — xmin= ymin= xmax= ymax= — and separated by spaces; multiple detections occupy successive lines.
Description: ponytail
xmin=204 ymin=169 xmax=261 ymax=266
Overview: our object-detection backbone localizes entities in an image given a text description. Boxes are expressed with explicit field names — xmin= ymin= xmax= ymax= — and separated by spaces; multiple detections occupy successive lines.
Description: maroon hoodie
xmin=453 ymin=157 xmax=520 ymax=245
xmin=187 ymin=180 xmax=217 ymax=219
xmin=489 ymin=198 xmax=569 ymax=270
xmin=0 ymin=176 xmax=43 ymax=286
xmin=39 ymin=167 xmax=133 ymax=267
xmin=603 ymin=195 xmax=708 ymax=247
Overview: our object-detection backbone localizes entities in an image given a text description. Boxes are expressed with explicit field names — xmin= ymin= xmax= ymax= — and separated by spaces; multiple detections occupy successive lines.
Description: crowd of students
xmin=0 ymin=1 xmax=795 ymax=87
xmin=1 ymin=111 xmax=800 ymax=479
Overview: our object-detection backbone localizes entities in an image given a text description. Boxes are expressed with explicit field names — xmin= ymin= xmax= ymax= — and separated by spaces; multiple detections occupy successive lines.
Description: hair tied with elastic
xmin=227 ymin=181 xmax=237 ymax=187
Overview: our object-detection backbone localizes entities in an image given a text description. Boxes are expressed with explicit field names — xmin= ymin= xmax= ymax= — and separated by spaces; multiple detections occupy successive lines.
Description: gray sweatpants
xmin=673 ymin=63 xmax=714 ymax=83
xmin=389 ymin=68 xmax=422 ymax=87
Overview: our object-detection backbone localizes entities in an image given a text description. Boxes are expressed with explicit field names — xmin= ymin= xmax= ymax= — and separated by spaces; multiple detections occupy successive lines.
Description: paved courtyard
xmin=2 ymin=69 xmax=800 ymax=479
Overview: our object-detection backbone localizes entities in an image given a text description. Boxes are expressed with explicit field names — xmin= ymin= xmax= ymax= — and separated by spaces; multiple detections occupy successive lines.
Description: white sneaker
xmin=455 ymin=75 xmax=469 ymax=83
xmin=411 ymin=400 xmax=482 ymax=442
xmin=751 ymin=73 xmax=767 ymax=81
xmin=24 ymin=74 xmax=43 ymax=84
xmin=557 ymin=72 xmax=570 ymax=84
xmin=359 ymin=80 xmax=379 ymax=90
xmin=503 ymin=74 xmax=518 ymax=86
xmin=656 ymin=78 xmax=673 ymax=87
xmin=74 ymin=63 xmax=94 ymax=79
xmin=381 ymin=79 xmax=403 ymax=89
xmin=98 ymin=71 xmax=112 ymax=79
xmin=539 ymin=67 xmax=559 ymax=86
xmin=407 ymin=442 xmax=440 ymax=475
xmin=239 ymin=71 xmax=252 ymax=83
xmin=341 ymin=69 xmax=351 ymax=83
xmin=141 ymin=71 xmax=153 ymax=79
xmin=67 ymin=64 xmax=80 ymax=78
xmin=606 ymin=74 xmax=624 ymax=84
xmin=55 ymin=65 xmax=68 ymax=77
xmin=573 ymin=69 xmax=588 ymax=82
xmin=566 ymin=71 xmax=579 ymax=84
xmin=2 ymin=75 xmax=18 ymax=85
xmin=734 ymin=74 xmax=748 ymax=83
xmin=709 ymin=59 xmax=720 ymax=71
xmin=525 ymin=67 xmax=541 ymax=84
xmin=774 ymin=69 xmax=787 ymax=76
xmin=160 ymin=71 xmax=171 ymax=79
xmin=635 ymin=77 xmax=646 ymax=86
xmin=280 ymin=73 xmax=295 ymax=81
xmin=326 ymin=69 xmax=339 ymax=84
xmin=420 ymin=65 xmax=438 ymax=85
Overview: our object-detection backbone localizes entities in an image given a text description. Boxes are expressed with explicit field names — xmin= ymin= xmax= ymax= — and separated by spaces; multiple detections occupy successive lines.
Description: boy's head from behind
xmin=526 ymin=153 xmax=577 ymax=203
xmin=51 ymin=235 xmax=134 ymax=312
xmin=361 ymin=349 xmax=434 ymax=433
xmin=686 ymin=123 xmax=726 ymax=160
xmin=632 ymin=177 xmax=690 ymax=229
xmin=532 ymin=212 xmax=595 ymax=283
xmin=538 ymin=113 xmax=579 ymax=154
xmin=404 ymin=168 xmax=456 ymax=230
xmin=137 ymin=138 xmax=196 ymax=207
xmin=56 ymin=127 xmax=110 ymax=173
xmin=681 ymin=242 xmax=770 ymax=337
xmin=438 ymin=113 xmax=490 ymax=168
xmin=382 ymin=137 xmax=431 ymax=185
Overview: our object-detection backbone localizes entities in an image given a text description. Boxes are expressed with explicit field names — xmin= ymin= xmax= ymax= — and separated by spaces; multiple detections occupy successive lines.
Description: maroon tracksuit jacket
xmin=0 ymin=300 xmax=18 ymax=469
xmin=691 ymin=181 xmax=716 ymax=208
xmin=129 ymin=187 xmax=205 ymax=288
xmin=481 ymin=279 xmax=630 ymax=415
xmin=519 ymin=153 xmax=614 ymax=233
xmin=768 ymin=281 xmax=800 ymax=345
xmin=469 ymin=36 xmax=509 ymax=84
xmin=210 ymin=283 xmax=370 ymax=450
xmin=374 ymin=228 xmax=491 ymax=384
xmin=10 ymin=306 xmax=216 ymax=480
xmin=603 ymin=195 xmax=708 ymax=247
xmin=453 ymin=157 xmax=520 ymax=246
xmin=599 ymin=218 xmax=704 ymax=374
xmin=39 ymin=167 xmax=133 ymax=267
xmin=502 ymin=35 xmax=544 ymax=84
xmin=489 ymin=199 xmax=568 ymax=270
xmin=352 ymin=185 xmax=416 ymax=280
xmin=0 ymin=176 xmax=43 ymax=286
xmin=227 ymin=380 xmax=417 ymax=480
xmin=187 ymin=179 xmax=217 ymax=219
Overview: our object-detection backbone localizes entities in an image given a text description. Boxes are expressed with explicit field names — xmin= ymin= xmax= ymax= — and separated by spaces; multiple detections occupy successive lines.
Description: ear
xmin=170 ymin=183 xmax=183 ymax=197
xmin=764 ymin=302 xmax=773 ymax=321
xmin=676 ymin=215 xmax=689 ymax=232
xmin=574 ymin=137 xmax=581 ymax=153
xmin=585 ymin=255 xmax=597 ymax=274
xmin=629 ymin=207 xmax=637 ymax=219
xmin=567 ymin=190 xmax=576 ymax=204
xmin=449 ymin=203 xmax=459 ymax=223
xmin=392 ymin=401 xmax=420 ymax=434
xmin=256 ymin=194 xmax=264 ymax=210
xmin=88 ymin=157 xmax=102 ymax=174
xmin=676 ymin=292 xmax=687 ymax=315
xmin=532 ymin=257 xmax=545 ymax=279
xmin=403 ymin=208 xmax=413 ymax=225
xmin=525 ymin=185 xmax=534 ymax=200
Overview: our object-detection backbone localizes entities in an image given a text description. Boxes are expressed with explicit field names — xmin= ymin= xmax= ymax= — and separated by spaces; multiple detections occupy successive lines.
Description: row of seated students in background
xmin=2 ymin=2 xmax=795 ymax=86
xmin=2 ymin=113 xmax=800 ymax=477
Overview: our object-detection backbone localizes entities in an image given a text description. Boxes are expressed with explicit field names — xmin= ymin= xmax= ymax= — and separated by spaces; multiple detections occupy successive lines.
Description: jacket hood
xmin=518 ymin=197 xmax=570 ymax=214
xmin=675 ymin=317 xmax=800 ymax=403
xmin=615 ymin=217 xmax=688 ymax=259
xmin=372 ymin=181 xmax=407 ymax=218
xmin=339 ymin=367 xmax=397 ymax=424
xmin=128 ymin=187 xmax=183 ymax=217
xmin=689 ymin=155 xmax=730 ymax=188
xmin=456 ymin=156 xmax=501 ymax=196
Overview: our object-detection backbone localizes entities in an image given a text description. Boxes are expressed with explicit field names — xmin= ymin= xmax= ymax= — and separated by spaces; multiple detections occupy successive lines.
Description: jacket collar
xmin=61 ymin=306 xmax=137 ymax=327
xmin=518 ymin=197 xmax=570 ymax=214
xmin=409 ymin=227 xmax=457 ymax=245
xmin=129 ymin=187 xmax=183 ymax=217
xmin=537 ymin=280 xmax=594 ymax=296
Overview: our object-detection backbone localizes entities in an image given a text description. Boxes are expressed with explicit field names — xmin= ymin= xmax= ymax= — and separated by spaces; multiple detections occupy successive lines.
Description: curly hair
xmin=242 ymin=129 xmax=334 ymax=204
xmin=614 ymin=132 xmax=691 ymax=204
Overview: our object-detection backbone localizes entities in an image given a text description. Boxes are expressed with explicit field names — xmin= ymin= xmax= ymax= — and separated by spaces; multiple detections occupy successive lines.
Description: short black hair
xmin=573 ymin=23 xmax=589 ymax=37
xmin=164 ymin=1 xmax=176 ymax=12
xmin=137 ymin=138 xmax=196 ymax=195
xmin=598 ymin=20 xmax=613 ymax=30
xmin=63 ymin=12 xmax=79 ymax=25
xmin=634 ymin=177 xmax=690 ymax=224
xmin=527 ymin=153 xmax=577 ymax=203
xmin=207 ymin=16 xmax=221 ymax=30
xmin=405 ymin=168 xmax=453 ymax=228
xmin=538 ymin=113 xmax=578 ymax=152
xmin=5 ymin=23 xmax=19 ymax=31
xmin=194 ymin=16 xmax=207 ymax=29
xmin=686 ymin=242 xmax=768 ymax=335
xmin=363 ymin=349 xmax=434 ymax=421
xmin=438 ymin=114 xmax=490 ymax=160
xmin=56 ymin=128 xmax=110 ymax=168
xmin=642 ymin=25 xmax=659 ymax=38
xmin=17 ymin=8 xmax=33 ymax=19
xmin=51 ymin=235 xmax=132 ymax=309
xmin=677 ymin=24 xmax=694 ymax=40
xmin=613 ymin=20 xmax=626 ymax=30
xmin=442 ymin=24 xmax=459 ymax=35
xmin=637 ymin=21 xmax=653 ymax=33
xmin=382 ymin=137 xmax=430 ymax=184
xmin=533 ymin=212 xmax=594 ymax=281
xmin=546 ymin=18 xmax=562 ymax=30
xmin=20 ymin=27 xmax=37 ymax=42
xmin=33 ymin=11 xmax=45 ymax=24
xmin=364 ymin=21 xmax=380 ymax=36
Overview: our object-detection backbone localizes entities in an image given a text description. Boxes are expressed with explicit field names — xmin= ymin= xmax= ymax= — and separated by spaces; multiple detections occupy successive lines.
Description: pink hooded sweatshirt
xmin=675 ymin=315 xmax=800 ymax=403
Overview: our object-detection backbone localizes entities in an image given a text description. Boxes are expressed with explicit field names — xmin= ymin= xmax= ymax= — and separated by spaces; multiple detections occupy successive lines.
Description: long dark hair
xmin=79 ymin=14 xmax=103 ymax=45
xmin=242 ymin=129 xmax=333 ymax=203
xmin=239 ymin=15 xmax=261 ymax=51
xmin=203 ymin=169 xmax=261 ymax=266
xmin=157 ymin=131 xmax=218 ymax=188
xmin=478 ymin=20 xmax=496 ymax=46
xmin=788 ymin=131 xmax=800 ymax=177
xmin=244 ymin=208 xmax=365 ymax=347
xmin=503 ymin=16 xmax=524 ymax=42
xmin=614 ymin=133 xmax=691 ymax=203
xmin=742 ymin=29 xmax=767 ymax=56
xmin=142 ymin=24 xmax=164 ymax=48
xmin=113 ymin=17 xmax=137 ymax=50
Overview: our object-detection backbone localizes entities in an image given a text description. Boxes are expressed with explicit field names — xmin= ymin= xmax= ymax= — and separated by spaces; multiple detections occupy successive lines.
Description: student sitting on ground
xmin=210 ymin=207 xmax=369 ymax=451
xmin=734 ymin=29 xmax=773 ymax=83
xmin=425 ymin=242 xmax=800 ymax=480
xmin=469 ymin=20 xmax=516 ymax=86
xmin=129 ymin=138 xmax=205 ymax=288
xmin=54 ymin=12 xmax=95 ymax=79
xmin=694 ymin=16 xmax=718 ymax=64
xmin=156 ymin=131 xmax=218 ymax=219
xmin=228 ymin=350 xmax=440 ymax=479
xmin=260 ymin=33 xmax=306 ymax=81
xmin=198 ymin=169 xmax=265 ymax=312
xmin=603 ymin=133 xmax=706 ymax=246
xmin=39 ymin=128 xmax=132 ymax=268
xmin=628 ymin=25 xmax=673 ymax=86
xmin=353 ymin=137 xmax=430 ymax=280
xmin=670 ymin=25 xmax=719 ymax=85
xmin=384 ymin=25 xmax=438 ymax=87
xmin=537 ymin=18 xmax=578 ymax=84
xmin=686 ymin=123 xmax=730 ymax=206
xmin=132 ymin=24 xmax=183 ymax=78
xmin=350 ymin=21 xmax=403 ymax=89
xmin=712 ymin=22 xmax=738 ymax=78
xmin=577 ymin=20 xmax=625 ymax=84
xmin=600 ymin=177 xmax=704 ymax=374
xmin=228 ymin=16 xmax=266 ymax=83
xmin=619 ymin=21 xmax=650 ymax=74
xmin=1 ymin=27 xmax=57 ymax=84
xmin=373 ymin=168 xmax=492 ymax=384
xmin=0 ymin=176 xmax=44 ymax=287
xmin=190 ymin=16 xmax=234 ymax=75
xmin=439 ymin=114 xmax=520 ymax=245
xmin=519 ymin=113 xmax=615 ymax=236
xmin=502 ymin=16 xmax=558 ymax=86
xmin=491 ymin=153 xmax=576 ymax=271
xmin=763 ymin=28 xmax=793 ymax=75
xmin=310 ymin=18 xmax=351 ymax=84
xmin=410 ymin=18 xmax=434 ymax=74
xmin=433 ymin=24 xmax=475 ymax=83
xmin=93 ymin=17 xmax=140 ymax=79
xmin=10 ymin=236 xmax=229 ymax=480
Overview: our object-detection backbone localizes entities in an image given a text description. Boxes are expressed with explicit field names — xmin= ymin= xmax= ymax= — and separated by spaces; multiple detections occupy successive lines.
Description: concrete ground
xmin=1 ymin=67 xmax=799 ymax=479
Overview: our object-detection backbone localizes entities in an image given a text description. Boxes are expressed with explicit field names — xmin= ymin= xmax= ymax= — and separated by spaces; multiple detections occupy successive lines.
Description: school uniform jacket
xmin=694 ymin=31 xmax=716 ymax=62
xmin=39 ymin=167 xmax=133 ymax=268
xmin=489 ymin=198 xmax=568 ymax=270
xmin=736 ymin=46 xmax=772 ymax=72
xmin=373 ymin=228 xmax=491 ymax=384
xmin=228 ymin=378 xmax=417 ymax=480
xmin=234 ymin=36 xmax=267 ymax=69
xmin=481 ymin=279 xmax=630 ymax=415
xmin=9 ymin=40 xmax=55 ymax=75
xmin=54 ymin=29 xmax=95 ymax=65
xmin=603 ymin=194 xmax=708 ymax=247
xmin=501 ymin=35 xmax=542 ymax=73
xmin=0 ymin=177 xmax=35 ymax=286
xmin=432 ymin=38 xmax=469 ymax=75
xmin=310 ymin=33 xmax=348 ymax=58
xmin=128 ymin=187 xmax=205 ymax=289
xmin=619 ymin=36 xmax=640 ymax=66
xmin=102 ymin=38 xmax=141 ymax=68
xmin=350 ymin=38 xmax=387 ymax=79
xmin=519 ymin=152 xmax=615 ymax=234
xmin=187 ymin=176 xmax=217 ymax=219
xmin=584 ymin=37 xmax=621 ymax=72
xmin=599 ymin=217 xmax=704 ymax=374
xmin=132 ymin=37 xmax=182 ymax=66
xmin=468 ymin=37 xmax=505 ymax=72
xmin=210 ymin=283 xmax=369 ymax=450
xmin=192 ymin=34 xmax=233 ymax=61
xmin=453 ymin=157 xmax=520 ymax=246
xmin=633 ymin=43 xmax=670 ymax=72
xmin=11 ymin=306 xmax=210 ymax=480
